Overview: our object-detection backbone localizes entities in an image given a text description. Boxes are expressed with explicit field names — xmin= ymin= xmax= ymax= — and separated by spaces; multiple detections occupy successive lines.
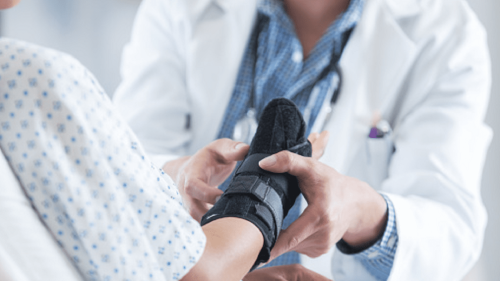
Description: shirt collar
xmin=190 ymin=0 xmax=229 ymax=21
xmin=257 ymin=0 xmax=295 ymax=34
xmin=258 ymin=0 xmax=284 ymax=17
xmin=257 ymin=0 xmax=364 ymax=35
xmin=336 ymin=0 xmax=364 ymax=32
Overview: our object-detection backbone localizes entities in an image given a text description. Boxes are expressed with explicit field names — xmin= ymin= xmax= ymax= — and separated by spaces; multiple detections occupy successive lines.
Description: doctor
xmin=114 ymin=0 xmax=492 ymax=280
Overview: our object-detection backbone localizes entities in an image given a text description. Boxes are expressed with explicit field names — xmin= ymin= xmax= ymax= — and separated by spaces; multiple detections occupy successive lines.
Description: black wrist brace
xmin=200 ymin=98 xmax=312 ymax=270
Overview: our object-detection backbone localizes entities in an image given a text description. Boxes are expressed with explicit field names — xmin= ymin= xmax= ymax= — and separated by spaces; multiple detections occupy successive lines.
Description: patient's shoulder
xmin=0 ymin=37 xmax=80 ymax=74
xmin=0 ymin=37 xmax=106 ymax=97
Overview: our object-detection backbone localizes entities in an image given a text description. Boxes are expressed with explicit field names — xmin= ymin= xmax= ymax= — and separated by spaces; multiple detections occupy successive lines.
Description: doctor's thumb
xmin=208 ymin=138 xmax=249 ymax=162
xmin=259 ymin=151 xmax=312 ymax=178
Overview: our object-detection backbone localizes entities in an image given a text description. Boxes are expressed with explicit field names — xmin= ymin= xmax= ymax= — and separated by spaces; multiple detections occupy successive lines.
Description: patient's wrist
xmin=200 ymin=172 xmax=286 ymax=269
xmin=183 ymin=218 xmax=264 ymax=281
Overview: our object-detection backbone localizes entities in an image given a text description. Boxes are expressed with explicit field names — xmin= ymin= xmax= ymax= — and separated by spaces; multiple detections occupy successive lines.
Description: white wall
xmin=1 ymin=0 xmax=499 ymax=280
xmin=0 ymin=0 xmax=141 ymax=95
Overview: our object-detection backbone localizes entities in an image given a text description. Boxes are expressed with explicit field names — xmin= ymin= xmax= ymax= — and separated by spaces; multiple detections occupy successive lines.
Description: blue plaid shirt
xmin=217 ymin=0 xmax=398 ymax=279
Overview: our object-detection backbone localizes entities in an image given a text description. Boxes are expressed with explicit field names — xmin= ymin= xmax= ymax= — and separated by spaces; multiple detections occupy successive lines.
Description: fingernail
xmin=235 ymin=143 xmax=246 ymax=150
xmin=259 ymin=155 xmax=276 ymax=166
xmin=215 ymin=195 xmax=221 ymax=203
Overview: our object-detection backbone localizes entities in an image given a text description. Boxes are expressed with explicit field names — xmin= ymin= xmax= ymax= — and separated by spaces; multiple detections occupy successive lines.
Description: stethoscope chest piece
xmin=232 ymin=108 xmax=258 ymax=144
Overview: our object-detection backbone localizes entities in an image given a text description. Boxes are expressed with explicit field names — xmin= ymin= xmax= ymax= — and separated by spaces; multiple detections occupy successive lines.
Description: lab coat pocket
xmin=347 ymin=134 xmax=394 ymax=190
xmin=366 ymin=135 xmax=394 ymax=188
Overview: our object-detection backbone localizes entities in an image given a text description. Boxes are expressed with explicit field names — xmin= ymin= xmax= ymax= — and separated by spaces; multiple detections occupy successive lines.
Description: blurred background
xmin=0 ymin=0 xmax=140 ymax=94
xmin=0 ymin=0 xmax=498 ymax=279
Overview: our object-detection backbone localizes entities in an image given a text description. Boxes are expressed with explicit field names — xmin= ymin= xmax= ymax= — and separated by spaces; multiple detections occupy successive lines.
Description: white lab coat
xmin=114 ymin=0 xmax=493 ymax=280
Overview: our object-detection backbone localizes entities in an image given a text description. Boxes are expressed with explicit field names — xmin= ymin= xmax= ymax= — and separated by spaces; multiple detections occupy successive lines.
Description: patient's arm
xmin=181 ymin=218 xmax=332 ymax=281
xmin=181 ymin=217 xmax=263 ymax=281
xmin=244 ymin=264 xmax=332 ymax=281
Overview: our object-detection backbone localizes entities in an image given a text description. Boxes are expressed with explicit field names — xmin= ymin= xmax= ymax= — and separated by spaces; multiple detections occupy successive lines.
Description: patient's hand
xmin=243 ymin=264 xmax=332 ymax=281
xmin=164 ymin=139 xmax=249 ymax=222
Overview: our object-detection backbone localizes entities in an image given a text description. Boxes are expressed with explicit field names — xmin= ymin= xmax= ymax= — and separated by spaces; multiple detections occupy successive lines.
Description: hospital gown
xmin=0 ymin=38 xmax=206 ymax=281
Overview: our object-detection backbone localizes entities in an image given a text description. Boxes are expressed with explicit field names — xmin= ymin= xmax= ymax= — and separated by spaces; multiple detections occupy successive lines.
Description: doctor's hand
xmin=243 ymin=264 xmax=332 ymax=281
xmin=307 ymin=131 xmax=330 ymax=160
xmin=163 ymin=139 xmax=249 ymax=222
xmin=259 ymin=151 xmax=388 ymax=260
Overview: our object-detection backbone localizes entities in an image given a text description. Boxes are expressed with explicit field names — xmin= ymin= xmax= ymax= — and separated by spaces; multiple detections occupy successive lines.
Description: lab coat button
xmin=387 ymin=236 xmax=396 ymax=248
xmin=367 ymin=251 xmax=379 ymax=259
xmin=292 ymin=51 xmax=302 ymax=63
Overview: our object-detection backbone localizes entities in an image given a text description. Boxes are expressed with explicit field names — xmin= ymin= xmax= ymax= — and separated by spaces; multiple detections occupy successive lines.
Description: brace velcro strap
xmin=200 ymin=175 xmax=280 ymax=269
xmin=287 ymin=141 xmax=311 ymax=154
xmin=224 ymin=175 xmax=284 ymax=238
xmin=201 ymin=152 xmax=302 ymax=270
xmin=235 ymin=153 xmax=293 ymax=205
xmin=235 ymin=153 xmax=271 ymax=176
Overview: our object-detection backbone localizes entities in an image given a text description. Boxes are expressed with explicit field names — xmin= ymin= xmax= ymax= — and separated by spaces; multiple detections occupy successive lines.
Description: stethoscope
xmin=232 ymin=61 xmax=343 ymax=144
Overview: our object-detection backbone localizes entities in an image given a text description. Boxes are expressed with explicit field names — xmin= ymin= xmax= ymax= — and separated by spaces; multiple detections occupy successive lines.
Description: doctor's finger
xmin=307 ymin=132 xmax=319 ymax=144
xmin=259 ymin=151 xmax=316 ymax=179
xmin=292 ymin=231 xmax=335 ymax=258
xmin=190 ymin=200 xmax=211 ymax=223
xmin=183 ymin=177 xmax=223 ymax=204
xmin=269 ymin=208 xmax=318 ymax=261
xmin=208 ymin=138 xmax=250 ymax=163
xmin=311 ymin=131 xmax=329 ymax=160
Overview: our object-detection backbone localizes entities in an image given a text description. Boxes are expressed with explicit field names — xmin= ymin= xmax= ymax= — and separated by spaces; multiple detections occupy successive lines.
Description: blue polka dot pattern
xmin=0 ymin=38 xmax=206 ymax=281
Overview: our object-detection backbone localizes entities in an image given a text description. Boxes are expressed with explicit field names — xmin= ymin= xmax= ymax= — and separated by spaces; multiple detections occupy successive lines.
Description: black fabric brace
xmin=200 ymin=153 xmax=290 ymax=268
xmin=201 ymin=98 xmax=312 ymax=271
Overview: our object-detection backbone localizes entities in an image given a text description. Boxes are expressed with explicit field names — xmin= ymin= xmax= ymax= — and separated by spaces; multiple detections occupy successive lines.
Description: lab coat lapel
xmin=302 ymin=0 xmax=420 ymax=275
xmin=187 ymin=0 xmax=258 ymax=149
xmin=321 ymin=0 xmax=418 ymax=174
xmin=186 ymin=0 xmax=214 ymax=24
xmin=186 ymin=0 xmax=245 ymax=20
